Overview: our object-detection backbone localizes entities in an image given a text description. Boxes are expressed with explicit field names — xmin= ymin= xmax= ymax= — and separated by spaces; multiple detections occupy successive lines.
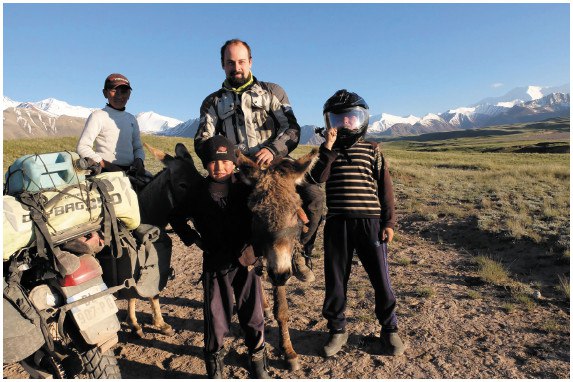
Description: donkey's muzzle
xmin=267 ymin=268 xmax=292 ymax=286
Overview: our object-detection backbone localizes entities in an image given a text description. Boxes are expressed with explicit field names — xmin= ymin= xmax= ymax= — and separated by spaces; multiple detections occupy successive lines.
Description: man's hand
xmin=133 ymin=158 xmax=145 ymax=176
xmin=100 ymin=160 xmax=123 ymax=172
xmin=381 ymin=227 xmax=394 ymax=244
xmin=254 ymin=148 xmax=274 ymax=167
xmin=238 ymin=245 xmax=257 ymax=267
xmin=324 ymin=127 xmax=338 ymax=150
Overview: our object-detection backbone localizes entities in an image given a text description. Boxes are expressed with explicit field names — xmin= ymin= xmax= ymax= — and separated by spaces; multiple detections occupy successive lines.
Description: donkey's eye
xmin=177 ymin=183 xmax=189 ymax=190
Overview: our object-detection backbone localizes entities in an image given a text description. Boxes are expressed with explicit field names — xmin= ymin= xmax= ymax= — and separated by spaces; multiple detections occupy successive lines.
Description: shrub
xmin=501 ymin=303 xmax=515 ymax=313
xmin=541 ymin=319 xmax=563 ymax=333
xmin=466 ymin=290 xmax=482 ymax=300
xmin=475 ymin=256 xmax=511 ymax=286
xmin=556 ymin=274 xmax=570 ymax=300
xmin=415 ymin=286 xmax=435 ymax=298
xmin=395 ymin=257 xmax=411 ymax=266
xmin=512 ymin=292 xmax=535 ymax=311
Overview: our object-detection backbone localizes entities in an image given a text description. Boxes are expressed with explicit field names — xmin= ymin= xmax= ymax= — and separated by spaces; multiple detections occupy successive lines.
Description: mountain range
xmin=3 ymin=84 xmax=569 ymax=142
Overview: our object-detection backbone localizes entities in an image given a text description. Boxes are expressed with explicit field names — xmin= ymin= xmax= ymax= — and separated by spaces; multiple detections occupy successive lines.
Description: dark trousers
xmin=202 ymin=266 xmax=265 ymax=353
xmin=297 ymin=181 xmax=325 ymax=256
xmin=322 ymin=217 xmax=398 ymax=332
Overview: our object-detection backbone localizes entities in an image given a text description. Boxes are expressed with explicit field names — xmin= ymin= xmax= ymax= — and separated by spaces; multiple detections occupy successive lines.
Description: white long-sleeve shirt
xmin=77 ymin=105 xmax=145 ymax=166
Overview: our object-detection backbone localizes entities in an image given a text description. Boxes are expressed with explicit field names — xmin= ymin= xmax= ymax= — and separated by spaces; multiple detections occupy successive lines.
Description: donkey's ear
xmin=290 ymin=148 xmax=319 ymax=184
xmin=175 ymin=143 xmax=192 ymax=160
xmin=236 ymin=150 xmax=260 ymax=186
xmin=145 ymin=142 xmax=174 ymax=164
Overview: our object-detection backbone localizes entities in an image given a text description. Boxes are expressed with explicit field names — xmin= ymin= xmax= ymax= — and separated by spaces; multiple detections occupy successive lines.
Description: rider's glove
xmin=133 ymin=158 xmax=145 ymax=176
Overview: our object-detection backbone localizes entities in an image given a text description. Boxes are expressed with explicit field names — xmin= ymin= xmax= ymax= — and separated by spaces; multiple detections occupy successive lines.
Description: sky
xmin=3 ymin=2 xmax=571 ymax=127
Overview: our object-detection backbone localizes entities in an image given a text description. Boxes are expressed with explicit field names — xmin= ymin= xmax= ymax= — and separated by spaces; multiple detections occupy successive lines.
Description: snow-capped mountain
xmin=417 ymin=113 xmax=446 ymax=127
xmin=367 ymin=84 xmax=569 ymax=138
xmin=3 ymin=83 xmax=570 ymax=141
xmin=3 ymin=96 xmax=21 ymax=110
xmin=369 ymin=113 xmax=420 ymax=133
xmin=136 ymin=111 xmax=183 ymax=134
xmin=3 ymin=103 xmax=87 ymax=140
xmin=152 ymin=118 xmax=320 ymax=147
xmin=10 ymin=97 xmax=95 ymax=118
xmin=156 ymin=118 xmax=200 ymax=138
xmin=471 ymin=84 xmax=569 ymax=107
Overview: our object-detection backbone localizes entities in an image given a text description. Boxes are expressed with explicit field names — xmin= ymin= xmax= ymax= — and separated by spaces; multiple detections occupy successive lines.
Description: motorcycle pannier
xmin=3 ymin=280 xmax=45 ymax=364
xmin=98 ymin=224 xmax=172 ymax=299
xmin=3 ymin=171 xmax=140 ymax=261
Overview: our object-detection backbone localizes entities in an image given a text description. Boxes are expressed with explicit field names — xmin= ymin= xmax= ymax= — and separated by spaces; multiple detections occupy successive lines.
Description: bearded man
xmin=194 ymin=38 xmax=322 ymax=283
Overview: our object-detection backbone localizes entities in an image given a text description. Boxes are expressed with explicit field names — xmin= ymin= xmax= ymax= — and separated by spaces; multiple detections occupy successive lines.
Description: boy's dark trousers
xmin=322 ymin=217 xmax=398 ymax=332
xmin=202 ymin=265 xmax=265 ymax=353
xmin=297 ymin=181 xmax=325 ymax=256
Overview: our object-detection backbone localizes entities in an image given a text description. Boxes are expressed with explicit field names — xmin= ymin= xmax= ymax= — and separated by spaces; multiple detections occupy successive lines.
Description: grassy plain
xmin=380 ymin=117 xmax=570 ymax=254
xmin=3 ymin=117 xmax=569 ymax=254
xmin=2 ymin=119 xmax=570 ymax=378
xmin=2 ymin=135 xmax=199 ymax=176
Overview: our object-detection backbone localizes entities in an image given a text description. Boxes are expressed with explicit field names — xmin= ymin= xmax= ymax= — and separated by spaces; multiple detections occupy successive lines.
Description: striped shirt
xmin=310 ymin=140 xmax=395 ymax=228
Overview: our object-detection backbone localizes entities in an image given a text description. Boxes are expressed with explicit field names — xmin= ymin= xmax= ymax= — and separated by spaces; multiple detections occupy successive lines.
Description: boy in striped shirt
xmin=311 ymin=89 xmax=405 ymax=358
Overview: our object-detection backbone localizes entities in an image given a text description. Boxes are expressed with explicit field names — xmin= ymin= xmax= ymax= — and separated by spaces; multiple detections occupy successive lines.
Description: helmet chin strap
xmin=334 ymin=126 xmax=367 ymax=150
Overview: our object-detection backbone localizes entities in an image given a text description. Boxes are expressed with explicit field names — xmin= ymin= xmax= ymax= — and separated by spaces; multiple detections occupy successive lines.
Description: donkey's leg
xmin=273 ymin=285 xmax=300 ymax=371
xmin=261 ymin=283 xmax=272 ymax=318
xmin=149 ymin=296 xmax=175 ymax=336
xmin=126 ymin=298 xmax=144 ymax=338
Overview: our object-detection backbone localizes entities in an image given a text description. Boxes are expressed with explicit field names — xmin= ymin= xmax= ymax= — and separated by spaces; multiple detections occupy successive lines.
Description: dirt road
xmin=3 ymin=211 xmax=569 ymax=379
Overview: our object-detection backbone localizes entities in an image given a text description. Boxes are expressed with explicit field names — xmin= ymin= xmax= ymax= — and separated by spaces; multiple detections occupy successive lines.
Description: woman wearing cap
xmin=77 ymin=73 xmax=146 ymax=175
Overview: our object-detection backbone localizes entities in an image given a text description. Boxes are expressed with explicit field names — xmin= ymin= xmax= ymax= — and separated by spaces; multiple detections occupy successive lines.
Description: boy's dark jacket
xmin=170 ymin=175 xmax=254 ymax=272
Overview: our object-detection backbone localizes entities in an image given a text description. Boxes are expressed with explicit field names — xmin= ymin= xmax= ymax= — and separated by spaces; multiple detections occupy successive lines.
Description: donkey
xmin=124 ymin=142 xmax=203 ymax=337
xmin=236 ymin=148 xmax=319 ymax=371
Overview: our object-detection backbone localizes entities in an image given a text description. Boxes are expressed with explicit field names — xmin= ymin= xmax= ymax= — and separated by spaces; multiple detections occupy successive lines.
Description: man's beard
xmin=227 ymin=71 xmax=249 ymax=87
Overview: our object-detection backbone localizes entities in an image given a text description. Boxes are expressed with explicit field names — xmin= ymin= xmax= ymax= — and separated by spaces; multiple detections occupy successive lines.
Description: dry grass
xmin=556 ymin=274 xmax=570 ymax=300
xmin=395 ymin=257 xmax=411 ymax=266
xmin=502 ymin=302 xmax=515 ymax=313
xmin=3 ymin=130 xmax=569 ymax=254
xmin=384 ymin=139 xmax=569 ymax=254
xmin=473 ymin=256 xmax=541 ymax=310
xmin=3 ymin=135 xmax=199 ymax=175
xmin=466 ymin=290 xmax=482 ymax=300
xmin=512 ymin=292 xmax=535 ymax=311
xmin=541 ymin=319 xmax=565 ymax=333
xmin=414 ymin=286 xmax=435 ymax=298
xmin=474 ymin=255 xmax=511 ymax=286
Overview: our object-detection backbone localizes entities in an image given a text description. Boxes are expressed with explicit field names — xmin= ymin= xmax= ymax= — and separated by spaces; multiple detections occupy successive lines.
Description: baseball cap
xmin=104 ymin=73 xmax=132 ymax=90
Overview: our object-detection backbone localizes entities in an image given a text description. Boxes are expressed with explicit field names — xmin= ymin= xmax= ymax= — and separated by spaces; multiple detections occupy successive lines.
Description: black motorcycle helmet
xmin=323 ymin=89 xmax=370 ymax=148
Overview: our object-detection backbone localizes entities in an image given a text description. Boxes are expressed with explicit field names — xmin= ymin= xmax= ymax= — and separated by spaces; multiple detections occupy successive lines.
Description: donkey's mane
xmin=249 ymin=170 xmax=301 ymax=232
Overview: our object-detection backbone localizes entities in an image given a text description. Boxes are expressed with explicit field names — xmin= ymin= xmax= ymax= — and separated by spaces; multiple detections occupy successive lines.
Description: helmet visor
xmin=324 ymin=107 xmax=369 ymax=131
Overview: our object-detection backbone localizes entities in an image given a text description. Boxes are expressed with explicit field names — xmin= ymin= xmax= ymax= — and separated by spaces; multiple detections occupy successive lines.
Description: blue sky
xmin=3 ymin=2 xmax=570 ymax=126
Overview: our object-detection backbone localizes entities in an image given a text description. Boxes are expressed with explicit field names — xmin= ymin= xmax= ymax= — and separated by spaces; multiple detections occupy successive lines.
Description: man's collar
xmin=105 ymin=103 xmax=126 ymax=112
xmin=222 ymin=73 xmax=255 ymax=94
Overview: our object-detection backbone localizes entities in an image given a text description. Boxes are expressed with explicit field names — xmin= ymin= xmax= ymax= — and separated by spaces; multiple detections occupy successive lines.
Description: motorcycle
xmin=3 ymin=229 xmax=131 ymax=378
xmin=3 ymin=156 xmax=137 ymax=378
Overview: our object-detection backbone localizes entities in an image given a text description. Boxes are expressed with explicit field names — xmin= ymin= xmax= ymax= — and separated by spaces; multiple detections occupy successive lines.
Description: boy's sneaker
xmin=380 ymin=330 xmax=405 ymax=356
xmin=323 ymin=331 xmax=349 ymax=357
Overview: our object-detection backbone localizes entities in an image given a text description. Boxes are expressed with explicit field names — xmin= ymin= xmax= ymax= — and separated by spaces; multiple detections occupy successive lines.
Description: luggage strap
xmin=18 ymin=192 xmax=63 ymax=273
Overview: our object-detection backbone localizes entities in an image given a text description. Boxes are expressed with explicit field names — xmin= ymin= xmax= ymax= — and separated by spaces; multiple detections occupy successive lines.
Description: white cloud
xmin=491 ymin=83 xmax=504 ymax=88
